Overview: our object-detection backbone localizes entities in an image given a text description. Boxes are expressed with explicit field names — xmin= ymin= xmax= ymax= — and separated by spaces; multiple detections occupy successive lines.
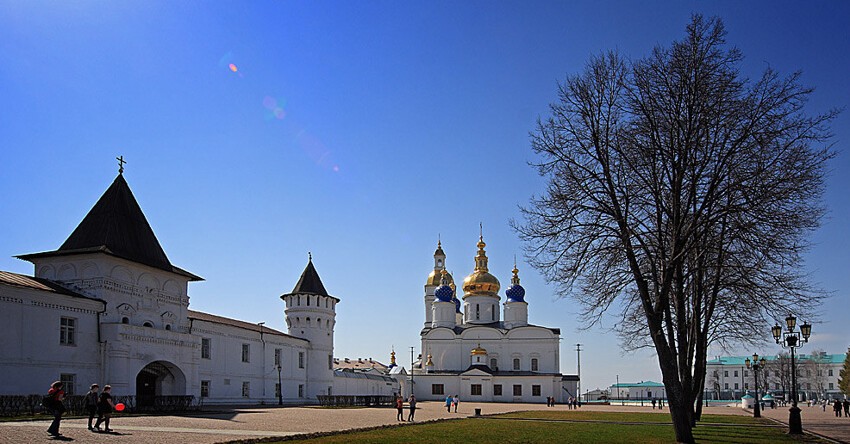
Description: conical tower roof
xmin=18 ymin=173 xmax=201 ymax=280
xmin=283 ymin=256 xmax=338 ymax=301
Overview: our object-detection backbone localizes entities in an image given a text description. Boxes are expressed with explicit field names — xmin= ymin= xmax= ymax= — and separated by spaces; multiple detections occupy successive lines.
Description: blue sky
xmin=1 ymin=1 xmax=848 ymax=393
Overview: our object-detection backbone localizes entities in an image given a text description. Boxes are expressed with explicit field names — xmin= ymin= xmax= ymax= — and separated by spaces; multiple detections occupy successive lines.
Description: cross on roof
xmin=116 ymin=155 xmax=127 ymax=174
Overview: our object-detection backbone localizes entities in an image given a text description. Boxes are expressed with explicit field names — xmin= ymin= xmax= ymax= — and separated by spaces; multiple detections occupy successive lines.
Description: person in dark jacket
xmin=85 ymin=384 xmax=100 ymax=430
xmin=94 ymin=385 xmax=115 ymax=432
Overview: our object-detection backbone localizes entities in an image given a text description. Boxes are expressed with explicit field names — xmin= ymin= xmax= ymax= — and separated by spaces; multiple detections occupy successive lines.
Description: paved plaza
xmin=1 ymin=402 xmax=847 ymax=444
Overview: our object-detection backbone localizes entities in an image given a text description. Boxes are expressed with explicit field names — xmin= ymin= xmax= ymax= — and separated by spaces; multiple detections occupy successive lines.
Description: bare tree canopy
xmin=516 ymin=15 xmax=837 ymax=443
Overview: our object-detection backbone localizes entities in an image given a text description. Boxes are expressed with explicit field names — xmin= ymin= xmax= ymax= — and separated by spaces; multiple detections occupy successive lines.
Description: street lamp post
xmin=745 ymin=353 xmax=766 ymax=418
xmin=275 ymin=364 xmax=283 ymax=406
xmin=772 ymin=314 xmax=812 ymax=435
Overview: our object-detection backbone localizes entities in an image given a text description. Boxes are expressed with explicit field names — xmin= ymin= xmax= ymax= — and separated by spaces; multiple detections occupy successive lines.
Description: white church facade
xmin=0 ymin=171 xmax=397 ymax=404
xmin=403 ymin=237 xmax=578 ymax=402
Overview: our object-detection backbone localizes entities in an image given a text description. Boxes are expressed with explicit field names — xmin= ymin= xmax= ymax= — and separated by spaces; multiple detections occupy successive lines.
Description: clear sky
xmin=2 ymin=1 xmax=848 ymax=394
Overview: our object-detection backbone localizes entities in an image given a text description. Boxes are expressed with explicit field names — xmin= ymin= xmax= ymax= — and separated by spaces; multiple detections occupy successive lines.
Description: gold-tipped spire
xmin=511 ymin=257 xmax=521 ymax=286
xmin=471 ymin=343 xmax=488 ymax=355
xmin=390 ymin=349 xmax=396 ymax=366
xmin=462 ymin=228 xmax=500 ymax=298
xmin=425 ymin=354 xmax=434 ymax=366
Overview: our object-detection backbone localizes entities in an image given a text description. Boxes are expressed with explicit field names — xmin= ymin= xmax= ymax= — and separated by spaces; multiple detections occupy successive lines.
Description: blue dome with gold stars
xmin=505 ymin=264 xmax=526 ymax=303
xmin=435 ymin=284 xmax=453 ymax=302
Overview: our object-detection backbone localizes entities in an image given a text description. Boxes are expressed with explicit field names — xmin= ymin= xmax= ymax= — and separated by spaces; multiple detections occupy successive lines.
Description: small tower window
xmin=476 ymin=304 xmax=480 ymax=320
xmin=492 ymin=305 xmax=495 ymax=321
xmin=165 ymin=324 xmax=172 ymax=331
xmin=306 ymin=317 xmax=311 ymax=326
xmin=326 ymin=320 xmax=330 ymax=329
xmin=143 ymin=322 xmax=153 ymax=328
xmin=325 ymin=298 xmax=329 ymax=308
xmin=121 ymin=317 xmax=129 ymax=324
xmin=297 ymin=295 xmax=301 ymax=305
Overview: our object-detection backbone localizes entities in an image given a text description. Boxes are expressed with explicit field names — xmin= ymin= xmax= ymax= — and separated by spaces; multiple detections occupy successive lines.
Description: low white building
xmin=0 ymin=170 xmax=396 ymax=404
xmin=404 ymin=237 xmax=577 ymax=403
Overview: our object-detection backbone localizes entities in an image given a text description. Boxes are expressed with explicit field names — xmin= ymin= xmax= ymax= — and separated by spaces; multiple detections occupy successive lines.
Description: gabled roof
xmin=0 ymin=270 xmax=105 ymax=304
xmin=282 ymin=259 xmax=338 ymax=300
xmin=187 ymin=310 xmax=304 ymax=341
xmin=17 ymin=174 xmax=201 ymax=281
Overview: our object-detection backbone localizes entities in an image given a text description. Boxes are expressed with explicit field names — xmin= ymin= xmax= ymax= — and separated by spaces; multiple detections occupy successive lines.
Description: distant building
xmin=609 ymin=381 xmax=666 ymax=400
xmin=402 ymin=237 xmax=577 ymax=402
xmin=705 ymin=353 xmax=846 ymax=401
xmin=0 ymin=171 xmax=397 ymax=404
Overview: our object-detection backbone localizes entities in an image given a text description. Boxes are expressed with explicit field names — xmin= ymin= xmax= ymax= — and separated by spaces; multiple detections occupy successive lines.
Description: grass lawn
xmin=268 ymin=411 xmax=825 ymax=443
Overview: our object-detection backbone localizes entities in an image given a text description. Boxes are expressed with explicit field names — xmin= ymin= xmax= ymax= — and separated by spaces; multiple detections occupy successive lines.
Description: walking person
xmin=395 ymin=395 xmax=404 ymax=421
xmin=445 ymin=394 xmax=452 ymax=413
xmin=833 ymin=399 xmax=842 ymax=417
xmin=45 ymin=381 xmax=65 ymax=437
xmin=85 ymin=384 xmax=100 ymax=431
xmin=453 ymin=394 xmax=459 ymax=413
xmin=652 ymin=398 xmax=657 ymax=409
xmin=407 ymin=395 xmax=416 ymax=422
xmin=94 ymin=385 xmax=115 ymax=432
xmin=843 ymin=398 xmax=849 ymax=418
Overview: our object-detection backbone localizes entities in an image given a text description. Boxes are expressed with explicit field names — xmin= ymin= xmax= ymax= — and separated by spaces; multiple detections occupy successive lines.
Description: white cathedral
xmin=0 ymin=171 xmax=396 ymax=404
xmin=403 ymin=238 xmax=578 ymax=402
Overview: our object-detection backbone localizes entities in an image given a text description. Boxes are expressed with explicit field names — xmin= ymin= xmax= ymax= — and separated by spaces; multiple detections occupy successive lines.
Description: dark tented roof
xmin=17 ymin=174 xmax=201 ymax=281
xmin=283 ymin=259 xmax=336 ymax=299
xmin=187 ymin=310 xmax=303 ymax=340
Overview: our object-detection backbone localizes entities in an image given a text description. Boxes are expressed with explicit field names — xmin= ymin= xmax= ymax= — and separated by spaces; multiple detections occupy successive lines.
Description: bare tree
xmin=765 ymin=353 xmax=792 ymax=402
xmin=516 ymin=15 xmax=836 ymax=442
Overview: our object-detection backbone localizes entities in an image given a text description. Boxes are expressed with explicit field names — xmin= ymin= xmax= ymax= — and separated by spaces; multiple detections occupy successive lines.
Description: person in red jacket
xmin=46 ymin=381 xmax=65 ymax=437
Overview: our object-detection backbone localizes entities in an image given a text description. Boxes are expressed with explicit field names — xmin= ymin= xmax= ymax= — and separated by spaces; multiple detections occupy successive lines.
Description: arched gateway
xmin=136 ymin=361 xmax=187 ymax=407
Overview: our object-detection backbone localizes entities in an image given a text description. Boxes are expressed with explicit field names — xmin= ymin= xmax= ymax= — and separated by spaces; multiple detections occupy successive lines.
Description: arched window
xmin=325 ymin=298 xmax=329 ymax=308
xmin=317 ymin=318 xmax=322 ymax=327
xmin=165 ymin=324 xmax=172 ymax=331
xmin=326 ymin=320 xmax=330 ymax=329
xmin=296 ymin=317 xmax=301 ymax=325
xmin=307 ymin=296 xmax=310 ymax=306
xmin=143 ymin=322 xmax=154 ymax=328
xmin=121 ymin=317 xmax=129 ymax=324
xmin=531 ymin=358 xmax=539 ymax=372
xmin=297 ymin=295 xmax=301 ymax=305
xmin=490 ymin=358 xmax=498 ymax=369
xmin=513 ymin=358 xmax=520 ymax=371
xmin=306 ymin=317 xmax=311 ymax=327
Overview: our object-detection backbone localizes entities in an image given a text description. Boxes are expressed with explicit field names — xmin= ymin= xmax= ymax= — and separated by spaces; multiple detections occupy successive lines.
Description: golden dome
xmin=470 ymin=344 xmax=488 ymax=356
xmin=462 ymin=233 xmax=500 ymax=298
xmin=427 ymin=269 xmax=454 ymax=287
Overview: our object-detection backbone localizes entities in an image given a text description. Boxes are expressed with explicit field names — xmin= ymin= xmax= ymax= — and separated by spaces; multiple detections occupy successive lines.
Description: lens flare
xmin=229 ymin=63 xmax=238 ymax=72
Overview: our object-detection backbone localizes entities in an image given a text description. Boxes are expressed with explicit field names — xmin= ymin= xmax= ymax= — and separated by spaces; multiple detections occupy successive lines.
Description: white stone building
xmin=0 ymin=171 xmax=396 ymax=404
xmin=402 ymin=237 xmax=578 ymax=402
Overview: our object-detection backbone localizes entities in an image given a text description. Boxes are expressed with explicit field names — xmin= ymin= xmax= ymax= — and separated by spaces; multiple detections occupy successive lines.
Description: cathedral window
xmin=532 ymin=385 xmax=541 ymax=396
xmin=241 ymin=343 xmax=250 ymax=363
xmin=513 ymin=385 xmax=522 ymax=396
xmin=60 ymin=374 xmax=76 ymax=396
xmin=274 ymin=348 xmax=282 ymax=367
xmin=59 ymin=317 xmax=76 ymax=345
xmin=513 ymin=358 xmax=520 ymax=371
xmin=471 ymin=384 xmax=482 ymax=396
xmin=202 ymin=338 xmax=211 ymax=359
xmin=490 ymin=358 xmax=498 ymax=369
xmin=431 ymin=384 xmax=444 ymax=395
xmin=298 ymin=352 xmax=305 ymax=368
xmin=200 ymin=380 xmax=210 ymax=397
xmin=491 ymin=306 xmax=495 ymax=321
xmin=531 ymin=358 xmax=539 ymax=372
xmin=242 ymin=381 xmax=250 ymax=397
xmin=493 ymin=384 xmax=502 ymax=396
xmin=475 ymin=304 xmax=480 ymax=320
